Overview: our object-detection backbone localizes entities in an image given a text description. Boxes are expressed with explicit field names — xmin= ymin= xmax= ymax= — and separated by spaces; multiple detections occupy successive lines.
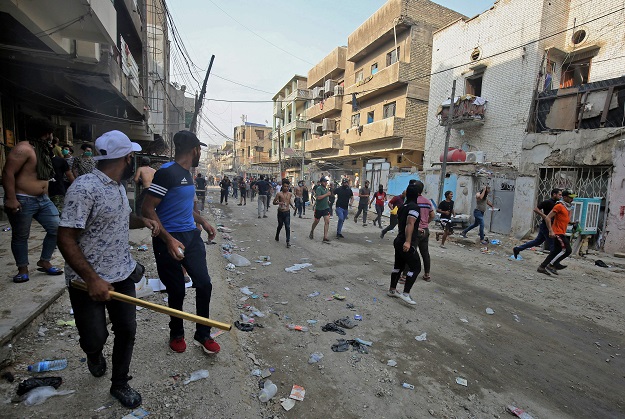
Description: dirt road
xmin=3 ymin=187 xmax=624 ymax=418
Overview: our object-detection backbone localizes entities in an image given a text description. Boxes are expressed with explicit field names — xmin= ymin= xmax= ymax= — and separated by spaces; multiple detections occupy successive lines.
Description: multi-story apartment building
xmin=423 ymin=0 xmax=625 ymax=252
xmin=233 ymin=122 xmax=273 ymax=176
xmin=272 ymin=75 xmax=311 ymax=181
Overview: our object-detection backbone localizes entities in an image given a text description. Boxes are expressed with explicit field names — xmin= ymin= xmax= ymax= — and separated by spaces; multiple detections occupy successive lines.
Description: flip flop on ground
xmin=36 ymin=266 xmax=64 ymax=275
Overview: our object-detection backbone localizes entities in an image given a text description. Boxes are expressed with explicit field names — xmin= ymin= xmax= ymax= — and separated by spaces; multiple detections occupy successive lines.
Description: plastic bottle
xmin=258 ymin=380 xmax=277 ymax=402
xmin=28 ymin=359 xmax=68 ymax=372
xmin=183 ymin=369 xmax=209 ymax=385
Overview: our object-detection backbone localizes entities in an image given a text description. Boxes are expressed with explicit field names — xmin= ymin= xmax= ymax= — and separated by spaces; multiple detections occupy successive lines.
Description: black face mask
xmin=122 ymin=158 xmax=135 ymax=181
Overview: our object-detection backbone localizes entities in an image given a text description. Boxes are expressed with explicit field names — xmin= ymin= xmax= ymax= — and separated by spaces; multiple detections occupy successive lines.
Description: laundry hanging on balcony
xmin=352 ymin=93 xmax=360 ymax=111
xmin=437 ymin=95 xmax=486 ymax=126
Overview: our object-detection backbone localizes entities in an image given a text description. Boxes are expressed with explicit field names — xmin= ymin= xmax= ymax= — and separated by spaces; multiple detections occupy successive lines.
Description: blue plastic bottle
xmin=28 ymin=359 xmax=68 ymax=372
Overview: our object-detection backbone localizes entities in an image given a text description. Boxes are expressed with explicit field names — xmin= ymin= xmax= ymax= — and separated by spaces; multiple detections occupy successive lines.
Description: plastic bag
xmin=23 ymin=386 xmax=75 ymax=406
xmin=225 ymin=253 xmax=250 ymax=267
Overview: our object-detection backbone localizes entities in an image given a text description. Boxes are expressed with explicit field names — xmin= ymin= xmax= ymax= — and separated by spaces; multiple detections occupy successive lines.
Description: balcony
xmin=273 ymin=100 xmax=282 ymax=117
xmin=282 ymin=119 xmax=310 ymax=132
xmin=307 ymin=47 xmax=347 ymax=88
xmin=283 ymin=89 xmax=312 ymax=106
xmin=307 ymin=134 xmax=343 ymax=152
xmin=306 ymin=95 xmax=343 ymax=120
xmin=345 ymin=61 xmax=410 ymax=101
xmin=438 ymin=96 xmax=486 ymax=129
xmin=344 ymin=116 xmax=404 ymax=146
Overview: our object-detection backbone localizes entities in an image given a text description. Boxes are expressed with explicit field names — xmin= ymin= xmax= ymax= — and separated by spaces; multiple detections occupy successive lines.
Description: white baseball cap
xmin=93 ymin=130 xmax=141 ymax=160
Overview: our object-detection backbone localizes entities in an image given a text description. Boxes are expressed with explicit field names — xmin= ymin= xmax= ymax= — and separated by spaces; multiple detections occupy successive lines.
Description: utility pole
xmin=190 ymin=55 xmax=215 ymax=134
xmin=301 ymin=133 xmax=305 ymax=182
xmin=438 ymin=79 xmax=457 ymax=204
xmin=277 ymin=124 xmax=282 ymax=178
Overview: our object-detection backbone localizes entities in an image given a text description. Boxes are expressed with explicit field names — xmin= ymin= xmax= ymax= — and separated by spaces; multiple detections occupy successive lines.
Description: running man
xmin=380 ymin=191 xmax=405 ymax=239
xmin=353 ymin=180 xmax=370 ymax=226
xmin=435 ymin=191 xmax=455 ymax=248
xmin=334 ymin=178 xmax=354 ymax=239
xmin=273 ymin=178 xmax=296 ymax=248
xmin=309 ymin=177 xmax=332 ymax=242
xmin=369 ymin=184 xmax=386 ymax=228
xmin=460 ymin=185 xmax=494 ymax=244
xmin=538 ymin=189 xmax=576 ymax=276
xmin=513 ymin=188 xmax=561 ymax=259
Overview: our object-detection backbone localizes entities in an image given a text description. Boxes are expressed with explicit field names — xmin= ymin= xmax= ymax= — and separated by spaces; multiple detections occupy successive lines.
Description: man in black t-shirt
xmin=435 ymin=191 xmax=455 ymax=248
xmin=195 ymin=173 xmax=206 ymax=211
xmin=219 ymin=176 xmax=231 ymax=205
xmin=49 ymin=155 xmax=75 ymax=213
xmin=513 ymin=188 xmax=562 ymax=259
xmin=334 ymin=178 xmax=354 ymax=238
xmin=387 ymin=184 xmax=421 ymax=306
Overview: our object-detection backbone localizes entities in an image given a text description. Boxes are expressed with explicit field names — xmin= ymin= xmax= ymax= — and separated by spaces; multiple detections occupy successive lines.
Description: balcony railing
xmin=344 ymin=61 xmax=410 ymax=100
xmin=282 ymin=119 xmax=310 ymax=132
xmin=307 ymin=134 xmax=342 ymax=152
xmin=344 ymin=116 xmax=404 ymax=146
xmin=284 ymin=89 xmax=313 ymax=104
xmin=438 ymin=95 xmax=486 ymax=128
xmin=306 ymin=95 xmax=343 ymax=120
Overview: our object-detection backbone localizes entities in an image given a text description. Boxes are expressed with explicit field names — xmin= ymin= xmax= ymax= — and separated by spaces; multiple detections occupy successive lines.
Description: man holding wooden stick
xmin=57 ymin=131 xmax=159 ymax=409
xmin=142 ymin=130 xmax=219 ymax=355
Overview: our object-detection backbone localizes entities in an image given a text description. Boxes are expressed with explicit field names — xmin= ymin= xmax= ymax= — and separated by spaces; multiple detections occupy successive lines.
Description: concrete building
xmin=233 ymin=122 xmax=273 ymax=176
xmin=423 ymin=0 xmax=625 ymax=252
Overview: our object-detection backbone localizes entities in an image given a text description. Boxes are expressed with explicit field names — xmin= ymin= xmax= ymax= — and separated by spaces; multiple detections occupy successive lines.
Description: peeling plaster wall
xmin=511 ymin=176 xmax=538 ymax=239
xmin=455 ymin=175 xmax=475 ymax=215
xmin=605 ymin=141 xmax=625 ymax=254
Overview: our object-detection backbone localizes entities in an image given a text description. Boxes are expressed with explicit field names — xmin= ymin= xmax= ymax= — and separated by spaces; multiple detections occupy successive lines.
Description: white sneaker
xmin=387 ymin=290 xmax=400 ymax=298
xmin=398 ymin=292 xmax=416 ymax=305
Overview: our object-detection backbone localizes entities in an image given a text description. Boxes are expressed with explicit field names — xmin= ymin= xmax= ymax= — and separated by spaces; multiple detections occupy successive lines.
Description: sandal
xmin=422 ymin=274 xmax=431 ymax=282
xmin=334 ymin=317 xmax=357 ymax=329
xmin=322 ymin=323 xmax=346 ymax=335
xmin=13 ymin=273 xmax=29 ymax=283
xmin=36 ymin=266 xmax=64 ymax=276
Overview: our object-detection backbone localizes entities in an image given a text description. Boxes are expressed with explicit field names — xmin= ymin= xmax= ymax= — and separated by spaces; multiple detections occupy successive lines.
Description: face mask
xmin=84 ymin=151 xmax=93 ymax=157
xmin=122 ymin=158 xmax=135 ymax=181
xmin=62 ymin=149 xmax=70 ymax=156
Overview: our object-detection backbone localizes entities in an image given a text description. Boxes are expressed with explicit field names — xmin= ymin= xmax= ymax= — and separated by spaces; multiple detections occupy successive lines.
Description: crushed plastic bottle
xmin=28 ymin=359 xmax=68 ymax=372
xmin=286 ymin=324 xmax=308 ymax=332
xmin=258 ymin=380 xmax=277 ymax=402
xmin=240 ymin=313 xmax=255 ymax=323
xmin=225 ymin=253 xmax=251 ymax=267
xmin=308 ymin=352 xmax=324 ymax=364
xmin=23 ymin=386 xmax=75 ymax=406
xmin=183 ymin=369 xmax=209 ymax=385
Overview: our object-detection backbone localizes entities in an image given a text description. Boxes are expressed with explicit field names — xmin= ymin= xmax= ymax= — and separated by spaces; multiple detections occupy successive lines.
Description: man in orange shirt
xmin=538 ymin=189 xmax=576 ymax=276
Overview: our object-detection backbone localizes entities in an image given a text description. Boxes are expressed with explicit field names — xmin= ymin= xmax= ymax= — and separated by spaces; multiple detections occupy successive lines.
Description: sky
xmin=167 ymin=0 xmax=495 ymax=147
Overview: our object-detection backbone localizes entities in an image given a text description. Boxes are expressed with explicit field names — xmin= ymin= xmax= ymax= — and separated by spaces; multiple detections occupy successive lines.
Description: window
xmin=371 ymin=63 xmax=378 ymax=75
xmin=386 ymin=47 xmax=399 ymax=66
xmin=255 ymin=129 xmax=264 ymax=140
xmin=572 ymin=30 xmax=587 ymax=45
xmin=397 ymin=155 xmax=403 ymax=163
xmin=367 ymin=111 xmax=374 ymax=124
xmin=465 ymin=74 xmax=483 ymax=97
xmin=560 ymin=58 xmax=590 ymax=88
xmin=383 ymin=102 xmax=396 ymax=119
xmin=355 ymin=70 xmax=364 ymax=83
xmin=247 ymin=146 xmax=251 ymax=157
xmin=351 ymin=113 xmax=361 ymax=127
xmin=242 ymin=129 xmax=245 ymax=139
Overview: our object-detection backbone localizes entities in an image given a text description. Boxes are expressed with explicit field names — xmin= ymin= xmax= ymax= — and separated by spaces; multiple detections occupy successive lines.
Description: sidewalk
xmin=0 ymin=222 xmax=154 ymax=352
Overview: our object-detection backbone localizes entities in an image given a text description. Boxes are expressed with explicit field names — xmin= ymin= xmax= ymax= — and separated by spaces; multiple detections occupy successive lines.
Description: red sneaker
xmin=169 ymin=337 xmax=186 ymax=353
xmin=194 ymin=337 xmax=220 ymax=354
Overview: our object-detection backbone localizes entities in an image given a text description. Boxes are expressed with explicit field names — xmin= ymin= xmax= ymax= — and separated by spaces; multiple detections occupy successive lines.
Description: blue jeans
xmin=336 ymin=207 xmax=348 ymax=235
xmin=462 ymin=209 xmax=485 ymax=240
xmin=6 ymin=194 xmax=60 ymax=267
xmin=294 ymin=197 xmax=303 ymax=217
xmin=517 ymin=223 xmax=553 ymax=252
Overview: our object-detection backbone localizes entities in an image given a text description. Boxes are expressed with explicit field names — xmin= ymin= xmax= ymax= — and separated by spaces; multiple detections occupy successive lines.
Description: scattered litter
xmin=509 ymin=254 xmax=523 ymax=260
xmin=332 ymin=294 xmax=346 ymax=300
xmin=513 ymin=314 xmax=520 ymax=323
xmin=94 ymin=401 xmax=115 ymax=412
xmin=217 ymin=226 xmax=233 ymax=233
xmin=306 ymin=319 xmax=318 ymax=325
xmin=261 ymin=369 xmax=272 ymax=378
xmin=415 ymin=332 xmax=427 ymax=341
xmin=3 ymin=227 xmax=11 ymax=231
xmin=274 ymin=301 xmax=288 ymax=305
xmin=281 ymin=398 xmax=296 ymax=411
xmin=285 ymin=263 xmax=312 ymax=273
xmin=308 ymin=268 xmax=316 ymax=272
xmin=344 ymin=287 xmax=350 ymax=291
xmin=56 ymin=320 xmax=76 ymax=327
xmin=308 ymin=352 xmax=324 ymax=364
xmin=258 ymin=380 xmax=277 ymax=402
xmin=210 ymin=330 xmax=225 ymax=339
xmin=23 ymin=386 xmax=75 ymax=406
xmin=595 ymin=260 xmax=610 ymax=268
xmin=308 ymin=291 xmax=320 ymax=298
xmin=334 ymin=317 xmax=357 ymax=329
xmin=365 ymin=240 xmax=373 ymax=243
xmin=258 ymin=256 xmax=271 ymax=262
xmin=354 ymin=314 xmax=363 ymax=321
xmin=322 ymin=323 xmax=345 ymax=335
xmin=507 ymin=405 xmax=535 ymax=419
xmin=486 ymin=308 xmax=495 ymax=315
xmin=17 ymin=377 xmax=62 ymax=396
xmin=225 ymin=263 xmax=236 ymax=271
xmin=387 ymin=360 xmax=397 ymax=367
xmin=286 ymin=324 xmax=308 ymax=332
xmin=456 ymin=377 xmax=468 ymax=387
xmin=460 ymin=318 xmax=469 ymax=323
xmin=402 ymin=383 xmax=415 ymax=390
xmin=355 ymin=338 xmax=372 ymax=347
xmin=37 ymin=327 xmax=48 ymax=337
xmin=261 ymin=262 xmax=271 ymax=266
xmin=240 ymin=287 xmax=253 ymax=296
xmin=490 ymin=239 xmax=501 ymax=245
xmin=224 ymin=253 xmax=251 ymax=267
xmin=331 ymin=339 xmax=350 ymax=352
xmin=251 ymin=369 xmax=262 ymax=377
xmin=234 ymin=321 xmax=254 ymax=332
xmin=183 ymin=369 xmax=209 ymax=385
xmin=240 ymin=313 xmax=255 ymax=323
xmin=121 ymin=407 xmax=150 ymax=419
xmin=289 ymin=385 xmax=306 ymax=401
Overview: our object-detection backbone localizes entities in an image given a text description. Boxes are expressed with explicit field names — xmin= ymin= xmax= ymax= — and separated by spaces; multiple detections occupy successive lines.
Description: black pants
xmin=354 ymin=204 xmax=368 ymax=223
xmin=390 ymin=238 xmax=421 ymax=294
xmin=153 ymin=229 xmax=213 ymax=340
xmin=276 ymin=210 xmax=291 ymax=242
xmin=541 ymin=234 xmax=571 ymax=267
xmin=69 ymin=277 xmax=136 ymax=387
xmin=220 ymin=189 xmax=228 ymax=203
xmin=381 ymin=214 xmax=398 ymax=237
xmin=416 ymin=228 xmax=431 ymax=274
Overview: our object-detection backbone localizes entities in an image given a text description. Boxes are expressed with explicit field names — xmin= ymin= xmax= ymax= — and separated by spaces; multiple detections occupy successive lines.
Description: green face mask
xmin=62 ymin=149 xmax=70 ymax=156
xmin=84 ymin=151 xmax=93 ymax=157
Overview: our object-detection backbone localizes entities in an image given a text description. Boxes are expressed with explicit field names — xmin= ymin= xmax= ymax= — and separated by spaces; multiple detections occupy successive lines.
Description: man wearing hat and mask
xmin=538 ymin=189 xmax=577 ymax=276
xmin=57 ymin=130 xmax=160 ymax=408
xmin=141 ymin=131 xmax=219 ymax=356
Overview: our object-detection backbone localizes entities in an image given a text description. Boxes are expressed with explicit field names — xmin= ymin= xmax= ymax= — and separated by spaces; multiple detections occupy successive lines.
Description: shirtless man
xmin=133 ymin=157 xmax=155 ymax=214
xmin=2 ymin=117 xmax=64 ymax=283
xmin=293 ymin=181 xmax=304 ymax=218
xmin=273 ymin=178 xmax=296 ymax=248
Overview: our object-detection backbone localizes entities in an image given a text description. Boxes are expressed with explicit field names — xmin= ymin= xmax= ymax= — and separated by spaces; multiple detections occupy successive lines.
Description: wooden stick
xmin=71 ymin=281 xmax=231 ymax=331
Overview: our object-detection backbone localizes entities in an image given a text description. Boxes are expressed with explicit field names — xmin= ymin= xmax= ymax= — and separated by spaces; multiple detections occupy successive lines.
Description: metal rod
xmin=438 ymin=79 xmax=456 ymax=204
xmin=70 ymin=281 xmax=231 ymax=331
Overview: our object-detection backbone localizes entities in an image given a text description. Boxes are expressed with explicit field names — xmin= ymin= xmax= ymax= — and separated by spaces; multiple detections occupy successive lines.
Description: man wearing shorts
xmin=309 ymin=177 xmax=331 ymax=242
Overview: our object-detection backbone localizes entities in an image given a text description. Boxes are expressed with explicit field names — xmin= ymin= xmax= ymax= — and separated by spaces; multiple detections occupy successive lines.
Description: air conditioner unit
xmin=334 ymin=85 xmax=344 ymax=96
xmin=324 ymin=80 xmax=337 ymax=94
xmin=322 ymin=118 xmax=336 ymax=132
xmin=310 ymin=122 xmax=323 ymax=133
xmin=312 ymin=87 xmax=325 ymax=99
xmin=465 ymin=151 xmax=486 ymax=163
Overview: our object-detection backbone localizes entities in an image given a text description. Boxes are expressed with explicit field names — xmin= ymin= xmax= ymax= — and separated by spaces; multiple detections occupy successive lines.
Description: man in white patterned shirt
xmin=57 ymin=131 xmax=159 ymax=409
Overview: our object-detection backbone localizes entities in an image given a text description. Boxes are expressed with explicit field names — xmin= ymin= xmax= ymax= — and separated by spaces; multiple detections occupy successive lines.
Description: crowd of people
xmin=1 ymin=118 xmax=580 ymax=409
